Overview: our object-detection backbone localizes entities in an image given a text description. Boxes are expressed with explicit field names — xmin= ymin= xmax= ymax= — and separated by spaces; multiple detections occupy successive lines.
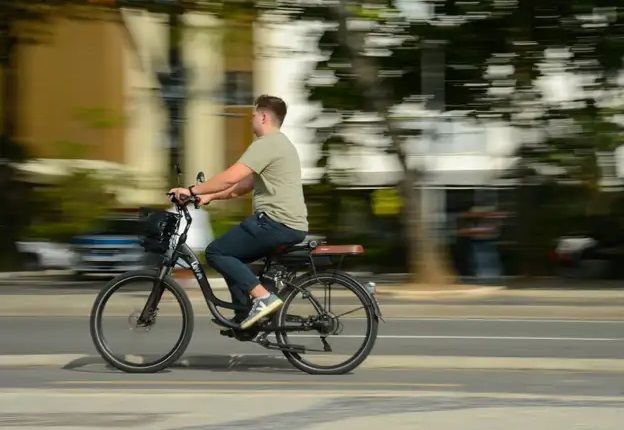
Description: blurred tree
xmin=23 ymin=137 xmax=132 ymax=242
xmin=444 ymin=1 xmax=624 ymax=274
xmin=286 ymin=0 xmax=624 ymax=280
xmin=281 ymin=0 xmax=459 ymax=284
xmin=25 ymin=169 xmax=118 ymax=242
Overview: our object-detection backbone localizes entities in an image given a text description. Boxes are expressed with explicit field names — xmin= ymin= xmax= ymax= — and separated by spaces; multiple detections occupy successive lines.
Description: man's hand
xmin=197 ymin=194 xmax=213 ymax=206
xmin=168 ymin=187 xmax=191 ymax=201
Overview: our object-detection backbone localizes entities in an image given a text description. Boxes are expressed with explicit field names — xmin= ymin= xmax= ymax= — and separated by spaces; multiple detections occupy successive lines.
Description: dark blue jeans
xmin=205 ymin=212 xmax=306 ymax=318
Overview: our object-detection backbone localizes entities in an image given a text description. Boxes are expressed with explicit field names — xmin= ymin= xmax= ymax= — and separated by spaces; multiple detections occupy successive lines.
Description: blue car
xmin=71 ymin=216 xmax=160 ymax=276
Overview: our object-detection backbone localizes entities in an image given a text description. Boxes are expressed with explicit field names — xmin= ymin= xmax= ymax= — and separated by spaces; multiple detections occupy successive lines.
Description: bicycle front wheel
xmin=275 ymin=272 xmax=378 ymax=375
xmin=90 ymin=270 xmax=193 ymax=373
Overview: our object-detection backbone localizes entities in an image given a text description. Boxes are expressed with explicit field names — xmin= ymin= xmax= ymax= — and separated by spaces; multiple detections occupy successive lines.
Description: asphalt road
xmin=0 ymin=278 xmax=622 ymax=429
xmin=1 ymin=315 xmax=623 ymax=359
xmin=0 ymin=365 xmax=622 ymax=397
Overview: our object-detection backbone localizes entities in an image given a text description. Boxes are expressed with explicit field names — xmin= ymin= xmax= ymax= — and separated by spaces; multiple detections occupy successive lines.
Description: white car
xmin=17 ymin=241 xmax=76 ymax=270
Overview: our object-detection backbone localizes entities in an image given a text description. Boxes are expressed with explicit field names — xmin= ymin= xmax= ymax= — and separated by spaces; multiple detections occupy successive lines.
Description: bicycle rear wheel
xmin=90 ymin=270 xmax=193 ymax=373
xmin=275 ymin=272 xmax=378 ymax=375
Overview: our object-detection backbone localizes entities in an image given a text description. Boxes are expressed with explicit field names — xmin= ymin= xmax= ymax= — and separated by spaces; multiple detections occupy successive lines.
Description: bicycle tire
xmin=89 ymin=270 xmax=194 ymax=373
xmin=275 ymin=272 xmax=378 ymax=375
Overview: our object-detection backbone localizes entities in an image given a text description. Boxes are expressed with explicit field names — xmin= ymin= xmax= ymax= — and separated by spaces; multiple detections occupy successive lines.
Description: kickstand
xmin=320 ymin=336 xmax=332 ymax=352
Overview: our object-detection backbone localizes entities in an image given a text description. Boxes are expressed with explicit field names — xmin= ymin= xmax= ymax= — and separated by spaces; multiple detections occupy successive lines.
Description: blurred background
xmin=2 ymin=0 xmax=624 ymax=284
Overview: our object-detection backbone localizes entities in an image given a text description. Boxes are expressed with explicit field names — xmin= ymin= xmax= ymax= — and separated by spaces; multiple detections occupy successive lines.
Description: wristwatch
xmin=188 ymin=185 xmax=196 ymax=196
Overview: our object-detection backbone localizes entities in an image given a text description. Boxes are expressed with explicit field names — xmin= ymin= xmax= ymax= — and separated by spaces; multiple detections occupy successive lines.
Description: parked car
xmin=71 ymin=216 xmax=151 ymax=276
xmin=71 ymin=209 xmax=214 ymax=277
xmin=553 ymin=232 xmax=624 ymax=279
xmin=16 ymin=241 xmax=75 ymax=271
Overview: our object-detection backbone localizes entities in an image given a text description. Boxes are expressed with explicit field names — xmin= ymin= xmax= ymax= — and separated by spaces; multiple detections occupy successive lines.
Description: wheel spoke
xmin=91 ymin=273 xmax=192 ymax=372
xmin=276 ymin=274 xmax=377 ymax=374
xmin=335 ymin=306 xmax=365 ymax=318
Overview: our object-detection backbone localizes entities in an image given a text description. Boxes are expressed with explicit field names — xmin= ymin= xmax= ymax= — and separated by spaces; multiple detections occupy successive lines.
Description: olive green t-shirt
xmin=238 ymin=131 xmax=308 ymax=232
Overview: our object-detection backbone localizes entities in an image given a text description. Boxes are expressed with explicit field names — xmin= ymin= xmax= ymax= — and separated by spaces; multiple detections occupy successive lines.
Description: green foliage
xmin=206 ymin=204 xmax=249 ymax=238
xmin=25 ymin=169 xmax=117 ymax=241
xmin=294 ymin=0 xmax=624 ymax=185
xmin=286 ymin=0 xmax=624 ymax=276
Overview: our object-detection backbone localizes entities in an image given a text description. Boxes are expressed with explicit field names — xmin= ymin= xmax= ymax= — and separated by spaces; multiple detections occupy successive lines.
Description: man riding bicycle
xmin=169 ymin=95 xmax=308 ymax=330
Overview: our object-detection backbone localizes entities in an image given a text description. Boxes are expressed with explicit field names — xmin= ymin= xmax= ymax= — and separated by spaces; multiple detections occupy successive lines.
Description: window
xmin=224 ymin=71 xmax=253 ymax=106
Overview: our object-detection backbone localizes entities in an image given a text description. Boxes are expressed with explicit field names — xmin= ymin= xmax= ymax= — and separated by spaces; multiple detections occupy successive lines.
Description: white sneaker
xmin=239 ymin=294 xmax=283 ymax=330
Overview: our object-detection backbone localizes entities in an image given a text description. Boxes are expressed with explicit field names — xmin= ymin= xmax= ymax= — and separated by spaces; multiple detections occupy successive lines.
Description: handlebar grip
xmin=166 ymin=192 xmax=202 ymax=209
xmin=166 ymin=192 xmax=190 ymax=205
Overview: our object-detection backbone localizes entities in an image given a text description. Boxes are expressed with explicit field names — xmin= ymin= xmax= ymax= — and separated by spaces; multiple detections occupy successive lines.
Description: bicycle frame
xmin=136 ymin=200 xmax=320 ymax=332
xmin=92 ymin=189 xmax=380 ymax=372
xmin=137 ymin=200 xmax=245 ymax=329
xmin=138 ymin=197 xmax=380 ymax=335
xmin=176 ymin=242 xmax=247 ymax=328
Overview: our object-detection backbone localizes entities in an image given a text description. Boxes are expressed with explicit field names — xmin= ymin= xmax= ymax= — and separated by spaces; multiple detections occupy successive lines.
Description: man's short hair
xmin=254 ymin=95 xmax=287 ymax=126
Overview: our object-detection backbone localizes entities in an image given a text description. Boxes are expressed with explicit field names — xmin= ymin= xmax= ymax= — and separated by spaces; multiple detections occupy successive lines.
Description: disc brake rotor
xmin=128 ymin=309 xmax=157 ymax=332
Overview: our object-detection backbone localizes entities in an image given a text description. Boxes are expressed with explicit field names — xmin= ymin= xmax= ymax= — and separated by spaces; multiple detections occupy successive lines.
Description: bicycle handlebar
xmin=166 ymin=192 xmax=200 ymax=210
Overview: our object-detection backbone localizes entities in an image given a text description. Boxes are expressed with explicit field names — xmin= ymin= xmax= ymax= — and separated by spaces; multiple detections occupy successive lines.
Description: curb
xmin=0 ymin=354 xmax=623 ymax=373
xmin=376 ymin=285 xmax=506 ymax=298
xmin=360 ymin=355 xmax=624 ymax=372
xmin=0 ymin=270 xmax=73 ymax=280
xmin=375 ymin=286 xmax=624 ymax=299
xmin=0 ymin=354 xmax=88 ymax=367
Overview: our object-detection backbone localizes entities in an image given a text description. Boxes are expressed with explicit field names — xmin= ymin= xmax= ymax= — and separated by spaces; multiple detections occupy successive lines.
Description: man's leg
xmin=205 ymin=213 xmax=306 ymax=327
xmin=205 ymin=217 xmax=268 ymax=320
xmin=220 ymin=273 xmax=252 ymax=322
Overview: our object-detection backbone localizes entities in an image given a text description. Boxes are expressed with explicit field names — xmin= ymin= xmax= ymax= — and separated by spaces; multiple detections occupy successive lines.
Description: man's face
xmin=252 ymin=108 xmax=264 ymax=136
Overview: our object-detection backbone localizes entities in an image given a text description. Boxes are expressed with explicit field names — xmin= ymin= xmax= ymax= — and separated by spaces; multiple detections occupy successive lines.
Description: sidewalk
xmin=1 ymin=268 xmax=624 ymax=306
xmin=0 ymin=269 xmax=73 ymax=280
xmin=0 ymin=282 xmax=622 ymax=318
xmin=375 ymin=283 xmax=624 ymax=300
xmin=0 ymin=388 xmax=620 ymax=429
xmin=1 ymin=353 xmax=623 ymax=373
xmin=2 ymin=268 xmax=623 ymax=288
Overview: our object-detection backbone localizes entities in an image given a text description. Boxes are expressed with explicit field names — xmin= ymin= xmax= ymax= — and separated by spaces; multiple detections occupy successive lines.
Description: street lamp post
xmin=157 ymin=7 xmax=187 ymax=185
xmin=92 ymin=0 xmax=189 ymax=184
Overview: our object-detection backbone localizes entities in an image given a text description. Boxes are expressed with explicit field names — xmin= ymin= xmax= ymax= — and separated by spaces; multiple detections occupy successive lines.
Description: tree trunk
xmin=332 ymin=1 xmax=456 ymax=286
xmin=402 ymin=169 xmax=455 ymax=286
xmin=0 ymin=20 xmax=23 ymax=270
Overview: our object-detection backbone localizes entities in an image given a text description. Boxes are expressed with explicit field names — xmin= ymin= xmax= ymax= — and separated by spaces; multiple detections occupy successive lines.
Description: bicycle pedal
xmin=255 ymin=316 xmax=271 ymax=326
xmin=211 ymin=318 xmax=231 ymax=328
xmin=219 ymin=329 xmax=235 ymax=338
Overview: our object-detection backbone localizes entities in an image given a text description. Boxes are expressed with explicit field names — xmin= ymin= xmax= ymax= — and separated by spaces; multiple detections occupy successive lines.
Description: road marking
xmin=3 ymin=316 xmax=622 ymax=325
xmin=4 ymin=389 xmax=624 ymax=402
xmin=289 ymin=335 xmax=623 ymax=341
xmin=2 ymin=354 xmax=624 ymax=372
xmin=52 ymin=380 xmax=460 ymax=388
xmin=2 ymin=316 xmax=623 ymax=324
xmin=380 ymin=317 xmax=624 ymax=324
xmin=350 ymin=317 xmax=624 ymax=323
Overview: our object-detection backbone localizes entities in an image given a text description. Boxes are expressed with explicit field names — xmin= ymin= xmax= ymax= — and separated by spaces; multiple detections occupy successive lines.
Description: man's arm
xmin=203 ymin=174 xmax=254 ymax=201
xmin=193 ymin=163 xmax=254 ymax=195
xmin=229 ymin=174 xmax=254 ymax=197
xmin=169 ymin=162 xmax=254 ymax=201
